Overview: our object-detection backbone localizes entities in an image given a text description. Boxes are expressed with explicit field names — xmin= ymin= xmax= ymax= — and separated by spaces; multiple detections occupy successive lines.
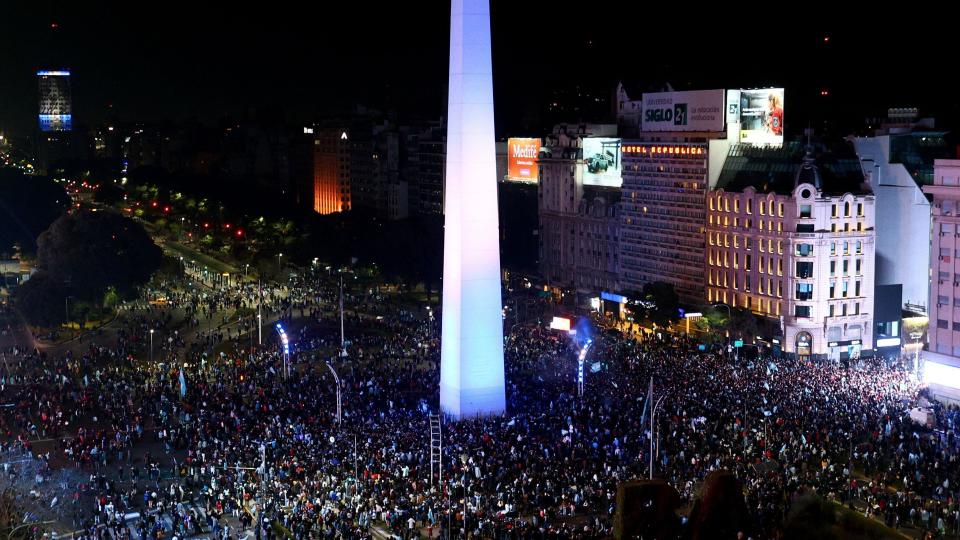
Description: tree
xmin=35 ymin=210 xmax=163 ymax=301
xmin=642 ymin=282 xmax=680 ymax=327
xmin=14 ymin=272 xmax=68 ymax=327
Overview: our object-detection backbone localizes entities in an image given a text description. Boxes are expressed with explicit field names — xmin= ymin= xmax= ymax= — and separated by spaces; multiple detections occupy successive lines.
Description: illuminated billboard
xmin=641 ymin=89 xmax=725 ymax=132
xmin=738 ymin=88 xmax=784 ymax=146
xmin=506 ymin=138 xmax=539 ymax=182
xmin=582 ymin=138 xmax=622 ymax=187
xmin=549 ymin=316 xmax=571 ymax=332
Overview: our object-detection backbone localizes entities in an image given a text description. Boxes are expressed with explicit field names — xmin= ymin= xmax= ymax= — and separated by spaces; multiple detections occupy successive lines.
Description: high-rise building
xmin=924 ymin=160 xmax=960 ymax=361
xmin=440 ymin=0 xmax=505 ymax=419
xmin=617 ymin=87 xmax=730 ymax=304
xmin=852 ymin=127 xmax=953 ymax=314
xmin=538 ymin=123 xmax=621 ymax=299
xmin=38 ymin=70 xmax=72 ymax=132
xmin=707 ymin=142 xmax=876 ymax=360
xmin=309 ymin=128 xmax=352 ymax=215
xmin=416 ymin=121 xmax=445 ymax=215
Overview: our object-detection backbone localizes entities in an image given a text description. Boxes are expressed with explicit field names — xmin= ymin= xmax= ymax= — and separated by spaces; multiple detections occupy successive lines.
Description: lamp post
xmin=64 ymin=295 xmax=72 ymax=327
xmin=244 ymin=263 xmax=250 ymax=279
xmin=325 ymin=361 xmax=342 ymax=425
xmin=910 ymin=331 xmax=923 ymax=381
xmin=149 ymin=328 xmax=155 ymax=362
xmin=277 ymin=253 xmax=283 ymax=274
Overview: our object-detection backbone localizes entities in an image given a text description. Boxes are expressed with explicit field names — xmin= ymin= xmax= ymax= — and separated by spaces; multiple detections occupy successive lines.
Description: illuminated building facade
xmin=707 ymin=143 xmax=876 ymax=359
xmin=38 ymin=70 xmax=72 ymax=132
xmin=440 ymin=0 xmax=505 ymax=418
xmin=619 ymin=142 xmax=715 ymax=303
xmin=312 ymin=129 xmax=351 ymax=214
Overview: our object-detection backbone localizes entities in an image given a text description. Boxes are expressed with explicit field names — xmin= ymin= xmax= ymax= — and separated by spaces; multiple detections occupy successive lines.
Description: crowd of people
xmin=1 ymin=266 xmax=959 ymax=539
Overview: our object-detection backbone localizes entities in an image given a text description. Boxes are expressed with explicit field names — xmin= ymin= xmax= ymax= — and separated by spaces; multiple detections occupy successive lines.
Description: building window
xmin=832 ymin=204 xmax=838 ymax=218
xmin=796 ymin=261 xmax=813 ymax=278
xmin=746 ymin=199 xmax=752 ymax=214
xmin=938 ymin=295 xmax=949 ymax=306
xmin=856 ymin=241 xmax=862 ymax=254
xmin=829 ymin=282 xmax=835 ymax=298
xmin=842 ymin=304 xmax=847 ymax=316
xmin=745 ymin=253 xmax=752 ymax=271
xmin=778 ymin=203 xmax=784 ymax=217
xmin=938 ymin=319 xmax=948 ymax=329
xmin=760 ymin=201 xmax=766 ymax=215
xmin=800 ymin=205 xmax=812 ymax=218
xmin=855 ymin=259 xmax=861 ymax=274
xmin=829 ymin=304 xmax=835 ymax=317
xmin=745 ymin=237 xmax=752 ymax=250
xmin=843 ymin=281 xmax=849 ymax=297
xmin=843 ymin=241 xmax=849 ymax=254
xmin=855 ymin=303 xmax=860 ymax=315
xmin=796 ymin=283 xmax=813 ymax=301
xmin=857 ymin=203 xmax=863 ymax=216
xmin=795 ymin=244 xmax=814 ymax=256
xmin=844 ymin=202 xmax=850 ymax=216
xmin=795 ymin=305 xmax=811 ymax=318
xmin=777 ymin=280 xmax=782 ymax=297
xmin=843 ymin=259 xmax=849 ymax=274
xmin=830 ymin=260 xmax=836 ymax=276
xmin=855 ymin=281 xmax=861 ymax=296
xmin=734 ymin=199 xmax=739 ymax=212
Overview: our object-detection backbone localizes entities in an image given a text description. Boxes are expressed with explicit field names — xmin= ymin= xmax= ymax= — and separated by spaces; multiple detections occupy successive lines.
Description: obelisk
xmin=439 ymin=0 xmax=506 ymax=419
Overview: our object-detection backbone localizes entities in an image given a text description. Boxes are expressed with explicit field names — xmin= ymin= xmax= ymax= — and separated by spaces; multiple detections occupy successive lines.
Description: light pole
xmin=244 ymin=263 xmax=250 ymax=279
xmin=325 ymin=361 xmax=342 ymax=425
xmin=910 ymin=331 xmax=923 ymax=380
xmin=650 ymin=382 xmax=667 ymax=480
xmin=64 ymin=295 xmax=72 ymax=328
xmin=257 ymin=279 xmax=263 ymax=346
xmin=149 ymin=328 xmax=155 ymax=362
xmin=339 ymin=273 xmax=346 ymax=357
xmin=277 ymin=253 xmax=283 ymax=274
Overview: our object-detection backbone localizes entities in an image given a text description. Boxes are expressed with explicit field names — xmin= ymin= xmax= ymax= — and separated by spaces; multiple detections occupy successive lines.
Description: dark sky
xmin=1 ymin=3 xmax=957 ymax=138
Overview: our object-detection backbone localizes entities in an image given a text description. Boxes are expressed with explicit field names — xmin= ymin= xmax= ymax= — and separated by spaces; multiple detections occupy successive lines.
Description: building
xmin=924 ymin=159 xmax=960 ymax=360
xmin=708 ymin=142 xmax=876 ymax=360
xmin=852 ymin=124 xmax=953 ymax=314
xmin=309 ymin=128 xmax=351 ymax=215
xmin=538 ymin=123 xmax=621 ymax=300
xmin=616 ymin=88 xmax=731 ymax=304
xmin=415 ymin=121 xmax=445 ymax=215
xmin=38 ymin=70 xmax=72 ymax=132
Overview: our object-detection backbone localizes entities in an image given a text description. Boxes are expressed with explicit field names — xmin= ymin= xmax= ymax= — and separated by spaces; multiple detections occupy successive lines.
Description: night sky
xmin=1 ymin=3 xmax=957 ymax=138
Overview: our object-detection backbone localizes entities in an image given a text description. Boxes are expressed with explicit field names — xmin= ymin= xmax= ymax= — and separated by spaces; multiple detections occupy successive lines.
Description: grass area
xmin=161 ymin=240 xmax=237 ymax=274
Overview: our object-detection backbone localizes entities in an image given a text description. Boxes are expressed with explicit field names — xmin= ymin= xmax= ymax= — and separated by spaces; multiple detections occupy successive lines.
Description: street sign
xmin=734 ymin=339 xmax=744 ymax=348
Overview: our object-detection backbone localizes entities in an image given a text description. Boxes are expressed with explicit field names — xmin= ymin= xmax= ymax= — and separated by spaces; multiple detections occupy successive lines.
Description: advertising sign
xmin=726 ymin=89 xmax=741 ymax=124
xmin=738 ymin=88 xmax=785 ymax=146
xmin=582 ymin=138 xmax=622 ymax=187
xmin=641 ymin=89 xmax=725 ymax=132
xmin=506 ymin=137 xmax=540 ymax=182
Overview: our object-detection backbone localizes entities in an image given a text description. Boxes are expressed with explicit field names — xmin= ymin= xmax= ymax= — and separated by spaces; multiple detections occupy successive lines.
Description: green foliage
xmin=35 ymin=210 xmax=163 ymax=301
xmin=14 ymin=272 xmax=67 ymax=327
xmin=642 ymin=282 xmax=680 ymax=327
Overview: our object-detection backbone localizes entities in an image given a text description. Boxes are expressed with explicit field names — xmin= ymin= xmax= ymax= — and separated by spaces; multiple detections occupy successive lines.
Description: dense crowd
xmin=1 ymin=269 xmax=959 ymax=539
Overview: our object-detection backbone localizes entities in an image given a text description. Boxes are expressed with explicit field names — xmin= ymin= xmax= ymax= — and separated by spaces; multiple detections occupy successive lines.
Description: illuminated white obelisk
xmin=440 ymin=0 xmax=505 ymax=419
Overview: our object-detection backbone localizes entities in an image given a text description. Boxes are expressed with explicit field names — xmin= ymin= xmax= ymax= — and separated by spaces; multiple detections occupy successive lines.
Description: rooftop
xmin=716 ymin=141 xmax=870 ymax=196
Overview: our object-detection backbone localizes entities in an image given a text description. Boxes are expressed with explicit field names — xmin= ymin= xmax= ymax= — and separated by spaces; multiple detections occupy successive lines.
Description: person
xmin=766 ymin=93 xmax=784 ymax=136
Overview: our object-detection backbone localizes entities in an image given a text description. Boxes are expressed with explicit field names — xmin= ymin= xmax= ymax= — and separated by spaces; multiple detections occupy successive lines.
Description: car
xmin=585 ymin=151 xmax=616 ymax=174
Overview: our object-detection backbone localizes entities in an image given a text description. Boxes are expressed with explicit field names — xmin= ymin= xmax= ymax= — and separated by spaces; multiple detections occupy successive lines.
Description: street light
xmin=325 ymin=361 xmax=343 ymax=425
xmin=277 ymin=253 xmax=283 ymax=274
xmin=149 ymin=328 xmax=155 ymax=363
xmin=910 ymin=331 xmax=923 ymax=380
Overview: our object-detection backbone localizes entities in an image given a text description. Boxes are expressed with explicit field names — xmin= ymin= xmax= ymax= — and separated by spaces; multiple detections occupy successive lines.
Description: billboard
xmin=506 ymin=137 xmax=539 ymax=181
xmin=641 ymin=89 xmax=725 ymax=132
xmin=738 ymin=88 xmax=784 ymax=146
xmin=582 ymin=138 xmax=622 ymax=187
